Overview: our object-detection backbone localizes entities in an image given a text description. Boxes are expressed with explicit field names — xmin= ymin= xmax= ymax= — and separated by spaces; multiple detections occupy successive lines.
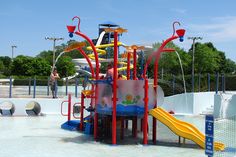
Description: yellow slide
xmin=87 ymin=41 xmax=134 ymax=79
xmin=149 ymin=107 xmax=225 ymax=151
xmin=87 ymin=42 xmax=124 ymax=60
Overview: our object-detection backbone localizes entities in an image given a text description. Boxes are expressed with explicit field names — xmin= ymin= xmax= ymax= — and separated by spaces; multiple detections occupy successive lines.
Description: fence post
xmin=33 ymin=76 xmax=36 ymax=98
xmin=223 ymin=74 xmax=226 ymax=93
xmin=9 ymin=76 xmax=12 ymax=98
xmin=28 ymin=78 xmax=31 ymax=95
xmin=172 ymin=74 xmax=175 ymax=95
xmin=55 ymin=80 xmax=58 ymax=98
xmin=192 ymin=73 xmax=194 ymax=93
xmin=47 ymin=77 xmax=50 ymax=96
xmin=207 ymin=73 xmax=210 ymax=92
xmin=66 ymin=78 xmax=68 ymax=96
xmin=75 ymin=78 xmax=78 ymax=98
xmin=215 ymin=72 xmax=219 ymax=94
xmin=222 ymin=74 xmax=225 ymax=93
xmin=198 ymin=73 xmax=201 ymax=92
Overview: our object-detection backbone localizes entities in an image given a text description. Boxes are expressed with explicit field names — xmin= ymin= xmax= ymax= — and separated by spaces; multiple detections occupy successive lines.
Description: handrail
xmin=61 ymin=93 xmax=72 ymax=121
xmin=61 ymin=100 xmax=69 ymax=116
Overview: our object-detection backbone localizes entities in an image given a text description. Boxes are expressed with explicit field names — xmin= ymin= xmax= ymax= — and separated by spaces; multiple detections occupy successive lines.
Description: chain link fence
xmin=214 ymin=115 xmax=236 ymax=157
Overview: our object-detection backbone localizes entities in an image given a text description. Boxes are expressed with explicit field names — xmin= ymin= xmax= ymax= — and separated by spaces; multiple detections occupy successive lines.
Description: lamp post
xmin=45 ymin=37 xmax=64 ymax=70
xmin=11 ymin=45 xmax=17 ymax=61
xmin=188 ymin=37 xmax=202 ymax=92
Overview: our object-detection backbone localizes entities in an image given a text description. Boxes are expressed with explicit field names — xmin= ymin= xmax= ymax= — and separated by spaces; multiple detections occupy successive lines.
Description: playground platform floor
xmin=0 ymin=115 xmax=208 ymax=157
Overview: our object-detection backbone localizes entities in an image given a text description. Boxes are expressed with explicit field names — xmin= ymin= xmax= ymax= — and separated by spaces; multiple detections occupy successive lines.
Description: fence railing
xmin=0 ymin=77 xmax=85 ymax=98
xmin=0 ymin=74 xmax=235 ymax=98
xmin=157 ymin=73 xmax=235 ymax=96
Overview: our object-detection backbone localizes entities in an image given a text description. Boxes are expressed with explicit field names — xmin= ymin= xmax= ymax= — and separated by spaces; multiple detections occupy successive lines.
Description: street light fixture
xmin=45 ymin=37 xmax=64 ymax=70
xmin=188 ymin=36 xmax=202 ymax=92
xmin=11 ymin=45 xmax=17 ymax=61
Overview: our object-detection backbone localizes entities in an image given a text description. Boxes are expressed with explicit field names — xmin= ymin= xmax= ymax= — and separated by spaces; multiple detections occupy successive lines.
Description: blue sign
xmin=205 ymin=120 xmax=214 ymax=135
xmin=205 ymin=136 xmax=214 ymax=155
xmin=205 ymin=115 xmax=214 ymax=156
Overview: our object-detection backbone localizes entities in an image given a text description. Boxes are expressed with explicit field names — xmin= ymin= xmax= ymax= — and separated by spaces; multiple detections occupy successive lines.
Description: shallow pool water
xmin=0 ymin=115 xmax=209 ymax=157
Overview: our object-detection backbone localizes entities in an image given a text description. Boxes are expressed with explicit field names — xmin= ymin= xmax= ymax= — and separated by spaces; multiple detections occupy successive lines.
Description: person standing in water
xmin=50 ymin=69 xmax=60 ymax=98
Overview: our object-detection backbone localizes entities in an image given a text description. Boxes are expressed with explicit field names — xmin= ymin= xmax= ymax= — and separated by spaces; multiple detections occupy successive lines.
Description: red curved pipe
xmin=75 ymin=32 xmax=100 ymax=77
xmin=72 ymin=16 xmax=81 ymax=32
xmin=142 ymin=35 xmax=178 ymax=145
xmin=143 ymin=35 xmax=178 ymax=79
xmin=77 ymin=47 xmax=95 ymax=78
xmin=74 ymin=31 xmax=100 ymax=140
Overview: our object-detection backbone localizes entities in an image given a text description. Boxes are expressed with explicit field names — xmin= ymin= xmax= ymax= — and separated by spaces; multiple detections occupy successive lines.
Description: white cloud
xmin=188 ymin=16 xmax=236 ymax=43
xmin=171 ymin=8 xmax=187 ymax=14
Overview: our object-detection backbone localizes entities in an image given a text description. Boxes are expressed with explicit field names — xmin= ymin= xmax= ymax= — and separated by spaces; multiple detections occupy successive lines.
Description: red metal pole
xmin=68 ymin=93 xmax=71 ymax=121
xmin=142 ymin=36 xmax=178 ymax=144
xmin=112 ymin=31 xmax=118 ymax=145
xmin=152 ymin=55 xmax=158 ymax=144
xmin=133 ymin=48 xmax=138 ymax=138
xmin=125 ymin=52 xmax=131 ymax=129
xmin=127 ymin=52 xmax=131 ymax=80
xmin=143 ymin=79 xmax=148 ymax=144
xmin=80 ymin=92 xmax=85 ymax=131
xmin=133 ymin=48 xmax=137 ymax=80
xmin=152 ymin=52 xmax=162 ymax=143
xmin=75 ymin=31 xmax=100 ymax=140
xmin=77 ymin=48 xmax=95 ymax=130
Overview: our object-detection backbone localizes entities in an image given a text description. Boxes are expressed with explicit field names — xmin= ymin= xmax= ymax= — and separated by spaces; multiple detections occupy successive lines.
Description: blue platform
xmin=61 ymin=120 xmax=81 ymax=131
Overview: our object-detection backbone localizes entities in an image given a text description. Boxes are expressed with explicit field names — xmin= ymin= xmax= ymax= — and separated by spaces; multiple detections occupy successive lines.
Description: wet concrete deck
xmin=0 ymin=115 xmax=205 ymax=157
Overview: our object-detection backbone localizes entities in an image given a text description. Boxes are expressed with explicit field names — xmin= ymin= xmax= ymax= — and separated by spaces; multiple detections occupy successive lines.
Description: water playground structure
xmin=59 ymin=16 xmax=225 ymax=151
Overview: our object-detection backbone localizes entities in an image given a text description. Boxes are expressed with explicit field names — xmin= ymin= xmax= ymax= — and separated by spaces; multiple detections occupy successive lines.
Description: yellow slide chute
xmin=86 ymin=42 xmax=134 ymax=75
xmin=149 ymin=107 xmax=225 ymax=151
xmin=86 ymin=42 xmax=124 ymax=60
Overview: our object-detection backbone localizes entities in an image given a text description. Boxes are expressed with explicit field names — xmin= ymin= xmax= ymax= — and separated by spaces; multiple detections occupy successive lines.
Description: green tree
xmin=56 ymin=56 xmax=76 ymax=77
xmin=224 ymin=59 xmax=236 ymax=74
xmin=0 ymin=56 xmax=12 ymax=76
xmin=11 ymin=55 xmax=33 ymax=76
xmin=31 ymin=58 xmax=51 ymax=76
xmin=36 ymin=50 xmax=53 ymax=65
xmin=37 ymin=40 xmax=88 ymax=77
xmin=189 ymin=42 xmax=236 ymax=74
xmin=189 ymin=42 xmax=220 ymax=74
xmin=11 ymin=55 xmax=51 ymax=76
xmin=216 ymin=51 xmax=227 ymax=73
xmin=0 ymin=60 xmax=4 ymax=73
xmin=152 ymin=42 xmax=191 ymax=76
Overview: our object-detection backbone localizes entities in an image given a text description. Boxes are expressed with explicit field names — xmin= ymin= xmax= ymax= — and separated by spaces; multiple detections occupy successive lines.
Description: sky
xmin=0 ymin=0 xmax=236 ymax=62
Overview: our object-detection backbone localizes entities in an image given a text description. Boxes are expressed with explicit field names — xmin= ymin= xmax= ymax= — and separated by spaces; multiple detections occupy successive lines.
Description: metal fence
xmin=159 ymin=73 xmax=235 ymax=96
xmin=0 ymin=77 xmax=86 ymax=98
xmin=214 ymin=115 xmax=236 ymax=157
xmin=0 ymin=74 xmax=235 ymax=98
